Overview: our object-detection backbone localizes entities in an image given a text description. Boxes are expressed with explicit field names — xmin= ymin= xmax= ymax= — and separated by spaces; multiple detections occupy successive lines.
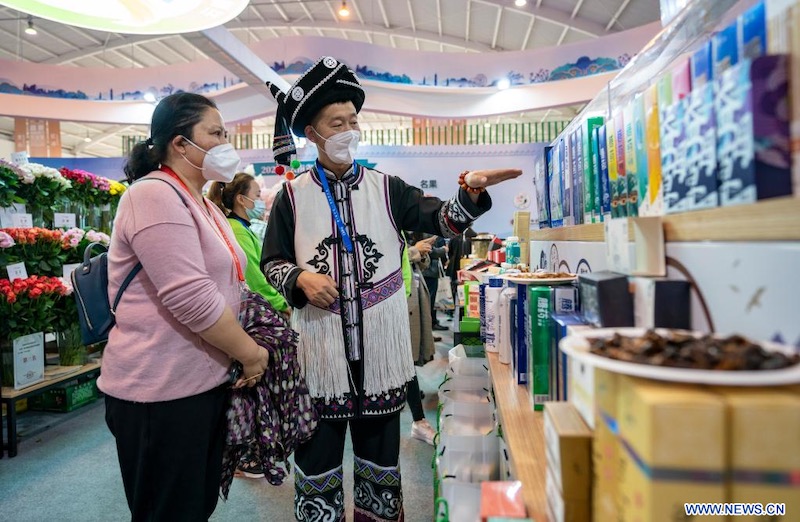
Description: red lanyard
xmin=159 ymin=166 xmax=245 ymax=282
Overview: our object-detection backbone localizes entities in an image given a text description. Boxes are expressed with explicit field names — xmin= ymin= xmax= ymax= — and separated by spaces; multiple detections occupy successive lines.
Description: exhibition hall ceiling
xmin=0 ymin=0 xmax=660 ymax=157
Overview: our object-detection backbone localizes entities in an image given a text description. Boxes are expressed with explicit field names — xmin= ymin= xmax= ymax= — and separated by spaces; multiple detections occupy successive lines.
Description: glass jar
xmin=57 ymin=325 xmax=87 ymax=366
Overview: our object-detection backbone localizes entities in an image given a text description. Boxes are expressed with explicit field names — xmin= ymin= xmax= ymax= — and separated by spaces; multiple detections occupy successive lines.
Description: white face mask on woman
xmin=180 ymin=136 xmax=241 ymax=183
xmin=313 ymin=128 xmax=360 ymax=165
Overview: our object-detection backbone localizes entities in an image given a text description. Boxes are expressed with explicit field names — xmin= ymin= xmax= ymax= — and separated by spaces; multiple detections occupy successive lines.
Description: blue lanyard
xmin=315 ymin=160 xmax=355 ymax=253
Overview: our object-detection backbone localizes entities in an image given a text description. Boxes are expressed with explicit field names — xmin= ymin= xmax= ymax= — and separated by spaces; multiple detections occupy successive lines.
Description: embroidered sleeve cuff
xmin=265 ymin=261 xmax=308 ymax=308
xmin=438 ymin=188 xmax=492 ymax=237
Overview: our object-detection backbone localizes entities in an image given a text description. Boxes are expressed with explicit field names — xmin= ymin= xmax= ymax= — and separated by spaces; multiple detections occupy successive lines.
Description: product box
xmin=549 ymin=140 xmax=564 ymax=228
xmin=483 ymin=278 xmax=504 ymax=353
xmin=570 ymin=129 xmax=583 ymax=225
xmin=633 ymin=94 xmax=649 ymax=217
xmin=765 ymin=0 xmax=800 ymax=196
xmin=574 ymin=127 xmax=585 ymax=224
xmin=712 ymin=20 xmax=740 ymax=78
xmin=596 ymin=124 xmax=611 ymax=219
xmin=515 ymin=284 xmax=528 ymax=386
xmin=671 ymin=57 xmax=692 ymax=100
xmin=562 ymin=134 xmax=574 ymax=227
xmin=614 ymin=112 xmax=629 ymax=216
xmin=535 ymin=146 xmax=552 ymax=228
xmin=617 ymin=378 xmax=727 ymax=522
xmin=691 ymin=40 xmax=714 ymax=87
xmin=479 ymin=481 xmax=527 ymax=521
xmin=544 ymin=402 xmax=592 ymax=502
xmin=552 ymin=312 xmax=587 ymax=403
xmin=578 ymin=271 xmax=633 ymax=327
xmin=29 ymin=376 xmax=98 ymax=413
xmin=631 ymin=277 xmax=691 ymax=329
xmin=740 ymin=1 xmax=767 ymax=59
xmin=642 ymin=84 xmax=664 ymax=216
xmin=605 ymin=119 xmax=621 ymax=218
xmin=715 ymin=55 xmax=792 ymax=206
xmin=623 ymin=101 xmax=639 ymax=216
xmin=513 ymin=211 xmax=531 ymax=269
xmin=661 ymin=98 xmax=689 ymax=213
xmin=714 ymin=388 xmax=800 ymax=522
xmin=682 ymin=81 xmax=720 ymax=210
xmin=592 ymin=369 xmax=620 ymax=522
xmin=582 ymin=117 xmax=605 ymax=223
xmin=547 ymin=466 xmax=591 ymax=522
xmin=528 ymin=285 xmax=578 ymax=410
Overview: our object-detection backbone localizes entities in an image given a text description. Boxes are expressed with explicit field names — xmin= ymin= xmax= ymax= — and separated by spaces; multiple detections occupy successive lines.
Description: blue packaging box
xmin=740 ymin=1 xmax=766 ymax=60
xmin=691 ymin=41 xmax=714 ymax=87
xmin=681 ymin=82 xmax=719 ymax=210
xmin=714 ymin=55 xmax=792 ymax=206
xmin=712 ymin=21 xmax=740 ymax=78
xmin=596 ymin=124 xmax=611 ymax=217
xmin=535 ymin=146 xmax=552 ymax=228
xmin=548 ymin=141 xmax=564 ymax=228
xmin=660 ymin=99 xmax=689 ymax=213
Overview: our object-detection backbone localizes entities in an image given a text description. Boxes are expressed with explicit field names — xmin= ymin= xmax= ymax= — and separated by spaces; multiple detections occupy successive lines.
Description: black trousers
xmin=104 ymin=385 xmax=229 ymax=522
xmin=425 ymin=275 xmax=439 ymax=324
xmin=294 ymin=413 xmax=404 ymax=521
xmin=406 ymin=376 xmax=424 ymax=422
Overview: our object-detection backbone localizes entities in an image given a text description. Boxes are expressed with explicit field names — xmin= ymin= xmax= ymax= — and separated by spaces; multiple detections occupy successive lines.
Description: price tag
xmin=6 ymin=262 xmax=28 ymax=281
xmin=53 ymin=213 xmax=77 ymax=229
xmin=0 ymin=203 xmax=26 ymax=228
xmin=62 ymin=263 xmax=81 ymax=280
xmin=11 ymin=213 xmax=33 ymax=228
xmin=604 ymin=218 xmax=631 ymax=274
xmin=101 ymin=203 xmax=111 ymax=211
xmin=11 ymin=151 xmax=29 ymax=166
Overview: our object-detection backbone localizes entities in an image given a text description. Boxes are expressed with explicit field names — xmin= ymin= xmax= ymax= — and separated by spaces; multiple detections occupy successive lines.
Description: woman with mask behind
xmin=208 ymin=173 xmax=289 ymax=316
xmin=99 ymin=92 xmax=269 ymax=521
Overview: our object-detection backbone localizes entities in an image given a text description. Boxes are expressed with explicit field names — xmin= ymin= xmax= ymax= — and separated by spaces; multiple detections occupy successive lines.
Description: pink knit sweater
xmin=97 ymin=171 xmax=246 ymax=402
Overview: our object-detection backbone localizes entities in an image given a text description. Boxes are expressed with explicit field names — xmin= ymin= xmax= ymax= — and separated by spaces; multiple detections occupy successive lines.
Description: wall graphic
xmin=0 ymin=23 xmax=657 ymax=102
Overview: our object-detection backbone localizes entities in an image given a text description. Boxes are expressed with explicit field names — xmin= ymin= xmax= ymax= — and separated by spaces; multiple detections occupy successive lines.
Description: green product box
xmin=528 ymin=286 xmax=552 ymax=411
xmin=582 ymin=117 xmax=605 ymax=223
xmin=623 ymin=101 xmax=639 ymax=216
xmin=29 ymin=376 xmax=98 ymax=413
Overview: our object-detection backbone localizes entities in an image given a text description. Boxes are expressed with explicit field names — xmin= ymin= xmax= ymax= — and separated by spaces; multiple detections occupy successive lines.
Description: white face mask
xmin=313 ymin=128 xmax=360 ymax=165
xmin=180 ymin=136 xmax=241 ymax=183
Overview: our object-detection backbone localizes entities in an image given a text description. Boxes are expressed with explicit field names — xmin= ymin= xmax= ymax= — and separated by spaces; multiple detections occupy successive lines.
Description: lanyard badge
xmin=316 ymin=160 xmax=355 ymax=254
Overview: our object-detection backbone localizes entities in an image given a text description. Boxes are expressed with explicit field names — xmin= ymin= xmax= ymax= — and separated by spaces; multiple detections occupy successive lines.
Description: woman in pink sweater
xmin=99 ymin=92 xmax=269 ymax=521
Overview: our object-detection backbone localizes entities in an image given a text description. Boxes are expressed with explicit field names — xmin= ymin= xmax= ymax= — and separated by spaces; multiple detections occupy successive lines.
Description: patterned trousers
xmin=294 ymin=413 xmax=404 ymax=522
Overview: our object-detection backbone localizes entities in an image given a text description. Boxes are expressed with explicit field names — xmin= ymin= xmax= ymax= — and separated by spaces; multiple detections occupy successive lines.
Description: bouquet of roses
xmin=0 ymin=275 xmax=69 ymax=340
xmin=0 ymin=159 xmax=25 ymax=209
xmin=0 ymin=227 xmax=69 ymax=276
xmin=15 ymin=163 xmax=71 ymax=211
xmin=61 ymin=227 xmax=111 ymax=264
xmin=60 ymin=167 xmax=111 ymax=208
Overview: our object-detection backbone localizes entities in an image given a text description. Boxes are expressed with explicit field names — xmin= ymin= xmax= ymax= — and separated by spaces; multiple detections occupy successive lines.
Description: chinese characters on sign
xmin=419 ymin=180 xmax=438 ymax=189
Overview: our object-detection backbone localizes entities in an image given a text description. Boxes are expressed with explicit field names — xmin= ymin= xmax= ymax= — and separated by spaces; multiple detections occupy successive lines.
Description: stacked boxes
xmin=617 ymin=378 xmax=727 ymax=522
xmin=545 ymin=402 xmax=592 ymax=522
xmin=715 ymin=388 xmax=800 ymax=521
xmin=592 ymin=369 xmax=620 ymax=522
xmin=714 ymin=55 xmax=792 ymax=205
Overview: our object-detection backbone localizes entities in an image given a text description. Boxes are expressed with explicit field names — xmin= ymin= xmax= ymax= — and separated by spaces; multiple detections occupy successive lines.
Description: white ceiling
xmin=0 ymin=0 xmax=660 ymax=157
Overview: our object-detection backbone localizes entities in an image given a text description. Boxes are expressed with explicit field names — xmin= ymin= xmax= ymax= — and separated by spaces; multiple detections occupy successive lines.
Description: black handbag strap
xmin=109 ymin=176 xmax=189 ymax=313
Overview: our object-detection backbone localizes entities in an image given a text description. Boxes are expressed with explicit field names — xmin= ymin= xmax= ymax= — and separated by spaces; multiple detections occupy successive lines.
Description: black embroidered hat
xmin=267 ymin=56 xmax=365 ymax=165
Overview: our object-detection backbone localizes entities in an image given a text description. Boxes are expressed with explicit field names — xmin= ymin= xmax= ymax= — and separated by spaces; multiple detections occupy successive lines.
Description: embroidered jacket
xmin=262 ymin=164 xmax=490 ymax=419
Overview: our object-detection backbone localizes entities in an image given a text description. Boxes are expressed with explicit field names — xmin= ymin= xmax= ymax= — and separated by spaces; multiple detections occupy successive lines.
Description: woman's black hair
xmin=123 ymin=92 xmax=217 ymax=183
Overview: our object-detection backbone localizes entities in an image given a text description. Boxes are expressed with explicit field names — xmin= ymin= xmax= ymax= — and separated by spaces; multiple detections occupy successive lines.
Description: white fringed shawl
xmin=288 ymin=169 xmax=415 ymax=399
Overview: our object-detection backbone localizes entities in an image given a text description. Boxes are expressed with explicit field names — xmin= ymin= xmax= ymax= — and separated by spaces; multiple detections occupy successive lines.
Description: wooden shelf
xmin=487 ymin=352 xmax=547 ymax=521
xmin=2 ymin=361 xmax=100 ymax=400
xmin=530 ymin=197 xmax=800 ymax=243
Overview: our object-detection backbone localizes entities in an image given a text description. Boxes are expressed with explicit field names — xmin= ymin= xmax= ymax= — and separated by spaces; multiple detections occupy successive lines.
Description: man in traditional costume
xmin=262 ymin=56 xmax=520 ymax=522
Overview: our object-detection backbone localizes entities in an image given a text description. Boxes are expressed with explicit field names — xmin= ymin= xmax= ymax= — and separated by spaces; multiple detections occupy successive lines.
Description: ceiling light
xmin=143 ymin=91 xmax=156 ymax=103
xmin=24 ymin=17 xmax=37 ymax=36
xmin=514 ymin=0 xmax=527 ymax=6
xmin=484 ymin=122 xmax=492 ymax=128
xmin=497 ymin=78 xmax=511 ymax=90
xmin=338 ymin=1 xmax=350 ymax=17
xmin=84 ymin=136 xmax=92 ymax=143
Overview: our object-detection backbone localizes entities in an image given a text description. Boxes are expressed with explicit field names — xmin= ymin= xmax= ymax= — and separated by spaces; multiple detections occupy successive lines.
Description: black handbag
xmin=71 ymin=242 xmax=141 ymax=346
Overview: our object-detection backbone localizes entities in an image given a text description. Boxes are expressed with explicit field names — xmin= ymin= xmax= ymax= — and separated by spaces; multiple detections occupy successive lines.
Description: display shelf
xmin=2 ymin=361 xmax=101 ymax=458
xmin=487 ymin=352 xmax=547 ymax=520
xmin=531 ymin=197 xmax=800 ymax=243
